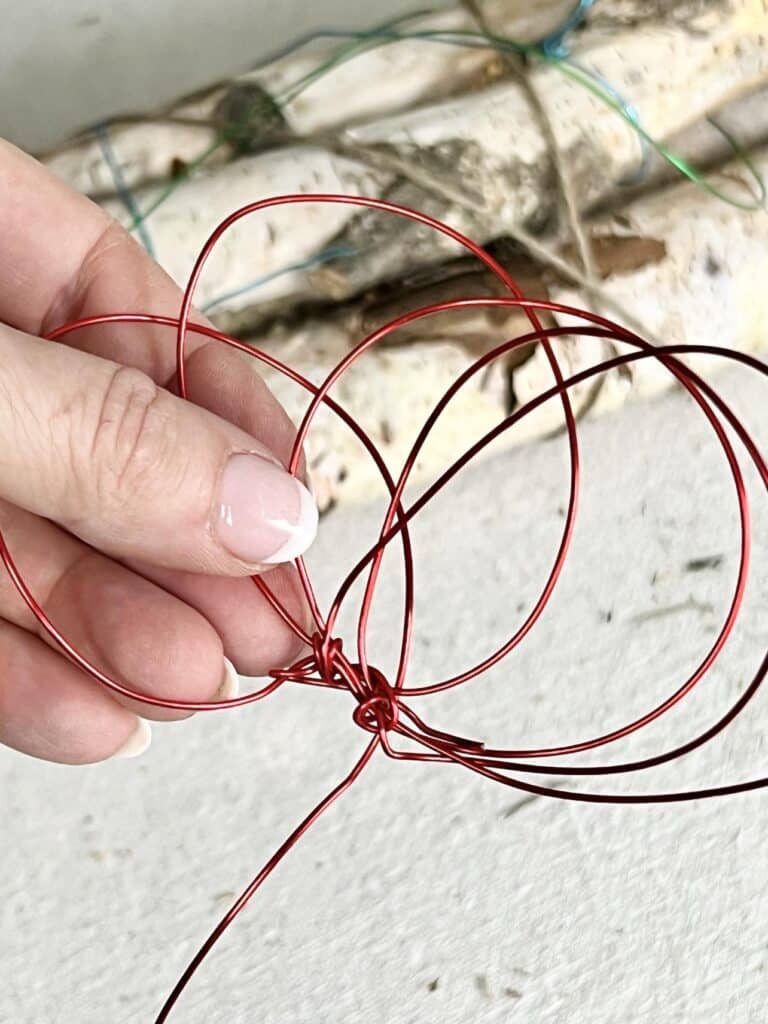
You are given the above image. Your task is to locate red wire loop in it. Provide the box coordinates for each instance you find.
[2,194,764,1022]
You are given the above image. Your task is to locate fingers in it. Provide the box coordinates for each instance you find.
[0,500,238,721]
[0,139,106,335]
[0,618,150,765]
[1,143,304,472]
[0,322,317,573]
[0,141,302,470]
[132,562,311,677]
[173,341,302,475]
[0,138,315,686]
[0,138,211,379]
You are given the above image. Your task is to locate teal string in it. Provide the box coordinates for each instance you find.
[201,244,356,315]
[534,0,594,58]
[95,124,157,259]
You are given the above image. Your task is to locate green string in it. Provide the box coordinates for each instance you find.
[126,138,222,231]
[275,12,433,106]
[547,53,766,212]
[127,12,428,232]
[125,11,765,235]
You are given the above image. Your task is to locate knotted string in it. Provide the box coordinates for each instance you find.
[1,195,764,1021]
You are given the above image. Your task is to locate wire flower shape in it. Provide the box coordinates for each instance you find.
[2,195,765,1021]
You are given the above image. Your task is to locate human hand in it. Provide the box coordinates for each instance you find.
[0,139,317,764]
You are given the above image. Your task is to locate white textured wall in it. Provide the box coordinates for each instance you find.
[2,367,766,1023]
[0,0,444,151]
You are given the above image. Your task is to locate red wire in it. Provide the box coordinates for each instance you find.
[1,195,764,1021]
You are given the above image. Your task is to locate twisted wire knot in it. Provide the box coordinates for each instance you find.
[304,632,401,735]
[351,666,400,734]
[310,632,344,685]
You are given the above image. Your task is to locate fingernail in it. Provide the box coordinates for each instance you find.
[216,657,240,701]
[111,718,152,759]
[216,453,318,565]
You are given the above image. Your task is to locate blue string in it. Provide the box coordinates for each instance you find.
[95,123,157,259]
[201,244,356,315]
[565,59,651,186]
[535,0,594,58]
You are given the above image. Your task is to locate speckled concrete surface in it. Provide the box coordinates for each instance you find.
[1,367,766,1023]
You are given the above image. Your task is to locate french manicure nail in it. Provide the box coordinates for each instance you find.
[216,657,240,701]
[112,718,152,759]
[216,453,318,565]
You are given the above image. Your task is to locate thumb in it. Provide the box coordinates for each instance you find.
[0,323,317,573]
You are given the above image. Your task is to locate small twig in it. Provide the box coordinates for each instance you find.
[630,596,715,624]
[462,0,628,435]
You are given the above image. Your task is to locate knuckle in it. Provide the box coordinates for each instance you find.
[87,365,167,501]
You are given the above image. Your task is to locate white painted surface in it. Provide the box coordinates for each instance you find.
[0,0,444,152]
[1,366,766,1022]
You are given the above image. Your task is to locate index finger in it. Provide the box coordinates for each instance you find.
[0,137,300,466]
[2,138,219,381]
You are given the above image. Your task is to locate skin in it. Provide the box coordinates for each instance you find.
[0,138,312,764]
